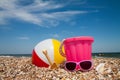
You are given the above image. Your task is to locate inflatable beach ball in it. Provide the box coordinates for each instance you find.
[32,39,65,67]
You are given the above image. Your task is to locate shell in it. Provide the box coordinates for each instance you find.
[96,63,105,74]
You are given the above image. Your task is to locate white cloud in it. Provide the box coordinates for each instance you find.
[13,10,41,25]
[42,11,88,20]
[0,0,16,9]
[0,0,97,27]
[17,37,29,40]
[23,0,63,12]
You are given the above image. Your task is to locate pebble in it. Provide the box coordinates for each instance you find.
[0,56,120,80]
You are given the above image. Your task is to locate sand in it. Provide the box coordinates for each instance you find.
[0,56,120,80]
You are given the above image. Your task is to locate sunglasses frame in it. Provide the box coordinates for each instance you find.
[65,60,93,71]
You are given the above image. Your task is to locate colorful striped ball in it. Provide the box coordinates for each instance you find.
[32,39,65,67]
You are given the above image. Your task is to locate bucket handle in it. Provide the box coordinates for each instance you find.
[59,39,66,57]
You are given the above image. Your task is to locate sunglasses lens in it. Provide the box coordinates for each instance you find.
[65,62,76,71]
[80,61,92,70]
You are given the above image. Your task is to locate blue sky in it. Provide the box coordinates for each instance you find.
[0,0,120,54]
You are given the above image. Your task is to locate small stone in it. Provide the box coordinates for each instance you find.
[117,71,120,75]
[108,75,112,77]
[106,67,112,73]
[80,76,85,80]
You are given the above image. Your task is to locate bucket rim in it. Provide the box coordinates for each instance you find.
[63,36,94,43]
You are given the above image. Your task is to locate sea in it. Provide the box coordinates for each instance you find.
[0,52,120,58]
[92,52,120,58]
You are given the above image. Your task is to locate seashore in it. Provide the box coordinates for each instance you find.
[0,56,120,80]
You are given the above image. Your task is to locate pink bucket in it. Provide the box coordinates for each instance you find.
[59,36,94,62]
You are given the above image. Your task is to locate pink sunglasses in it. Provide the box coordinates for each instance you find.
[65,60,93,71]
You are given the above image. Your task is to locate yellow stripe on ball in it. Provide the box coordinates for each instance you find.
[52,39,65,64]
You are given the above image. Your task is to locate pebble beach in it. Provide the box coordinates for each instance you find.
[0,56,120,80]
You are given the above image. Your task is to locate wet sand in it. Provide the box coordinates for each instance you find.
[0,56,120,80]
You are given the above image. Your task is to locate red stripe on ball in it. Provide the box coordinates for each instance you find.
[32,50,49,67]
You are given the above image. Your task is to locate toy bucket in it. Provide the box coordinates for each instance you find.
[59,36,94,62]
